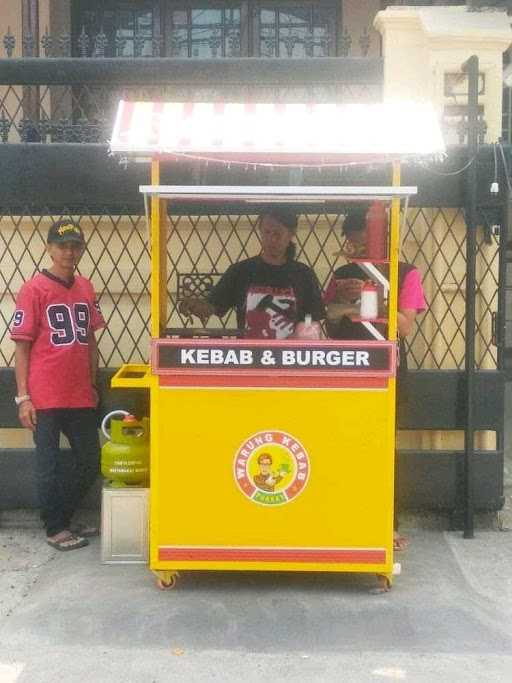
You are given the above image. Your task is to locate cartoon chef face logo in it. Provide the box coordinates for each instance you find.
[234,430,310,506]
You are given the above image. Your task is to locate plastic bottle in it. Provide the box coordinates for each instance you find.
[293,314,323,340]
[360,281,378,320]
[366,201,388,260]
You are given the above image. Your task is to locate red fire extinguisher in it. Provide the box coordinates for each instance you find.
[366,202,388,260]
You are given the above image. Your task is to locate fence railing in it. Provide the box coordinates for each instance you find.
[0,56,383,144]
[0,201,502,372]
[1,23,377,60]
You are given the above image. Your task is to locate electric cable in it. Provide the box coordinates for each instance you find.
[415,155,476,177]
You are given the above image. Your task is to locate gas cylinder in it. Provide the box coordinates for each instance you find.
[101,410,149,486]
[366,201,388,260]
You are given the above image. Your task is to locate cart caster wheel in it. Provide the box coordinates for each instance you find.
[155,571,179,590]
[157,577,177,590]
[370,574,391,594]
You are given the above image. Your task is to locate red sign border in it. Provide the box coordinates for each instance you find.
[151,339,396,384]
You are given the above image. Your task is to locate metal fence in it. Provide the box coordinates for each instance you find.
[1,20,376,60]
[0,54,382,144]
[0,52,507,515]
[0,203,500,373]
[0,80,382,144]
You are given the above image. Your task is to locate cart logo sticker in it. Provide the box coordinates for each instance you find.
[234,431,310,506]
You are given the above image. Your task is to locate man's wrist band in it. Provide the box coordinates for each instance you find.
[14,394,31,406]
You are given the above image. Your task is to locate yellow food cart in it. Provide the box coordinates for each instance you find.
[109,101,444,590]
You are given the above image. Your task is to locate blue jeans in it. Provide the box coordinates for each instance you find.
[34,408,100,537]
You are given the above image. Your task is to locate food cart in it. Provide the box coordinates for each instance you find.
[109,102,444,590]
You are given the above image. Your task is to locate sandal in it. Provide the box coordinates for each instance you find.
[393,532,409,552]
[70,523,99,538]
[47,533,89,551]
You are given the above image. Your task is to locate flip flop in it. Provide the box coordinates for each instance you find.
[47,534,89,551]
[393,533,409,551]
[70,523,99,538]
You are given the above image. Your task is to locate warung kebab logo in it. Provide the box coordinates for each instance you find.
[234,430,310,506]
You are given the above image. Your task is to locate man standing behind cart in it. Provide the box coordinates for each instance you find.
[10,220,105,552]
[180,210,324,337]
[324,206,426,551]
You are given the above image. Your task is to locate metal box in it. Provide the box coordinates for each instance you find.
[101,486,149,564]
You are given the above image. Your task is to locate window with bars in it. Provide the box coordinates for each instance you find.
[168,7,242,58]
[73,1,158,57]
[257,4,335,58]
[73,1,338,58]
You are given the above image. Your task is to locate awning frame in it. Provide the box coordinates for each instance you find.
[139,185,417,203]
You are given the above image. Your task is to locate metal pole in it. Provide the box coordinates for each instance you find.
[21,0,40,136]
[461,55,479,539]
[497,176,511,372]
[496,183,511,455]
[21,0,39,55]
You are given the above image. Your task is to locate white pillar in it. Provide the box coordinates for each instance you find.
[374,6,512,143]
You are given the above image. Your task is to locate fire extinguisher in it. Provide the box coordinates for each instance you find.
[366,202,388,260]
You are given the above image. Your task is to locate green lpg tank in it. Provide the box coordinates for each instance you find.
[101,411,149,486]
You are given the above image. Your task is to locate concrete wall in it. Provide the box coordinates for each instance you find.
[375,6,512,144]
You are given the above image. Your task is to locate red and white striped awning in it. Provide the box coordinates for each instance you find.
[110,101,445,165]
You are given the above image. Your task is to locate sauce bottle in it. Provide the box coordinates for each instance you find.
[366,201,388,260]
[360,281,378,320]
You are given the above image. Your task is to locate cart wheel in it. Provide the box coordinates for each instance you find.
[155,571,179,591]
[370,574,391,594]
[157,576,176,590]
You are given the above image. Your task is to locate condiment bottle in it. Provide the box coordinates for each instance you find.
[293,314,322,340]
[360,281,378,320]
[366,201,388,260]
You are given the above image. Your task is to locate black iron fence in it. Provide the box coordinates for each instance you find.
[1,21,377,60]
[0,194,503,372]
[0,56,383,144]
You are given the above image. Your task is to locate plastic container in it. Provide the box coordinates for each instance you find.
[360,281,379,320]
[293,314,323,340]
[101,411,150,487]
[366,201,388,260]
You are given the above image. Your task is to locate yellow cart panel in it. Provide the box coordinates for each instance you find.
[150,376,395,575]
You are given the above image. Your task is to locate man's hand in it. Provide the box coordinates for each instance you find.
[19,399,37,431]
[179,297,213,325]
[334,278,364,303]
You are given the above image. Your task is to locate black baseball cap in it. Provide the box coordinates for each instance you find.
[47,220,85,245]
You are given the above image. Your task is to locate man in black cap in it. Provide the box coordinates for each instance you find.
[10,219,106,551]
